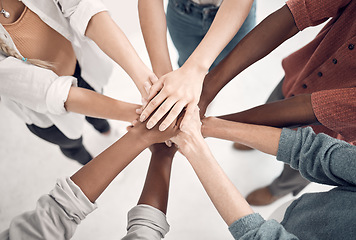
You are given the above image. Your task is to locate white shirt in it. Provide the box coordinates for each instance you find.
[0,0,113,139]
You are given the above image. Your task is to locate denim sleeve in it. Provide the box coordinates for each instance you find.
[228,213,298,239]
[277,127,356,187]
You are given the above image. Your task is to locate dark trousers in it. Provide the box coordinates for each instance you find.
[26,63,110,165]
[266,78,310,196]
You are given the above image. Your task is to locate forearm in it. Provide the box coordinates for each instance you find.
[71,131,148,203]
[219,94,318,127]
[138,0,173,77]
[85,11,151,95]
[185,0,254,72]
[138,147,176,214]
[202,117,281,156]
[200,5,299,106]
[65,87,140,123]
[187,139,253,225]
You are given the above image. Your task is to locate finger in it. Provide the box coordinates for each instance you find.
[165,140,172,147]
[144,82,152,95]
[149,74,159,84]
[136,107,142,115]
[132,119,138,126]
[147,80,163,102]
[180,104,196,131]
[140,92,167,122]
[146,98,178,130]
[159,101,187,131]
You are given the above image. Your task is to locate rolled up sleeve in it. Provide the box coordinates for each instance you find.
[286,0,352,30]
[0,57,77,115]
[56,0,108,38]
[4,178,97,240]
[122,205,170,240]
[311,88,356,143]
[228,213,298,239]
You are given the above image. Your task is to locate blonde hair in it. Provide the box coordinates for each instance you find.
[0,37,53,69]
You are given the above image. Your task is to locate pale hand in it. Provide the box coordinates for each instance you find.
[139,66,205,131]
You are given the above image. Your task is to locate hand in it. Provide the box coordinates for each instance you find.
[170,106,204,156]
[148,143,178,157]
[128,113,182,147]
[139,72,159,104]
[139,66,206,131]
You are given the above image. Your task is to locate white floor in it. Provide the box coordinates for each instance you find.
[0,0,333,239]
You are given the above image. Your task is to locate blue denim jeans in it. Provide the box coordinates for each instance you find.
[167,0,256,69]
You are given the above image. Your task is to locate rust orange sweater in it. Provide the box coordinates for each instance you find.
[283,0,356,143]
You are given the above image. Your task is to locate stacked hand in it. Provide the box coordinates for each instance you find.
[139,66,206,132]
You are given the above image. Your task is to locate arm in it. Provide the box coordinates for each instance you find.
[122,144,177,240]
[3,113,180,240]
[217,94,318,128]
[202,116,356,186]
[65,87,140,123]
[140,0,255,131]
[137,143,177,214]
[171,108,298,239]
[85,11,156,99]
[70,114,180,203]
[199,5,299,113]
[138,0,173,78]
[0,57,139,122]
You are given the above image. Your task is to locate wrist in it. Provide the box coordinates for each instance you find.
[182,58,209,78]
[201,117,216,138]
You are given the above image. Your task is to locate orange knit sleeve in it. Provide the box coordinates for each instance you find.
[311,87,356,143]
[286,0,352,31]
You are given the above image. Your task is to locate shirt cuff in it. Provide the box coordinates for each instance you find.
[276,128,300,165]
[50,177,97,224]
[228,213,265,239]
[286,0,311,31]
[69,0,108,39]
[126,204,170,238]
[46,76,77,115]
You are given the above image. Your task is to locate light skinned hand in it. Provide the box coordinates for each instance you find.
[139,66,206,131]
[128,112,182,146]
[170,106,203,155]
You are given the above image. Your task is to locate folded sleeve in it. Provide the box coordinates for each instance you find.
[286,0,352,30]
[55,0,108,39]
[311,88,356,143]
[277,127,356,187]
[0,57,77,115]
[228,213,298,239]
[122,204,170,240]
[4,178,97,240]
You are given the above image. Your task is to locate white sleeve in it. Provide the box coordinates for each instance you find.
[122,205,170,240]
[54,0,108,39]
[0,57,77,115]
[2,178,97,240]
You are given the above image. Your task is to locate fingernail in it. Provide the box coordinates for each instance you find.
[159,124,166,131]
[147,121,154,129]
[140,115,146,122]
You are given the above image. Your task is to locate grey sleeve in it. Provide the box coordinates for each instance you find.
[121,204,170,240]
[277,127,356,187]
[1,178,97,240]
[228,213,298,239]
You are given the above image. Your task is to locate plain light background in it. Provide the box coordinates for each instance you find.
[0,0,332,239]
